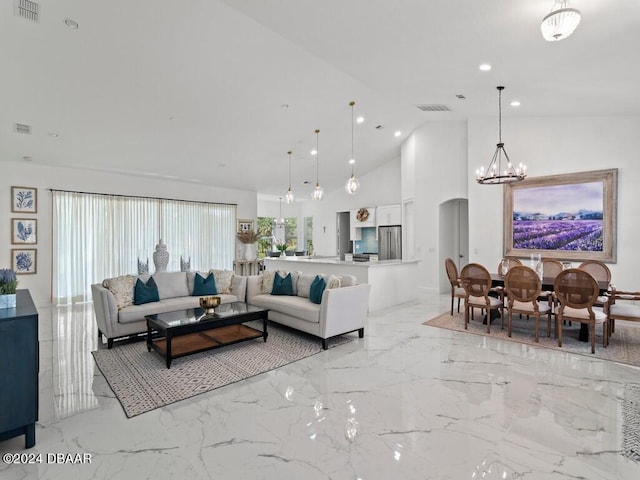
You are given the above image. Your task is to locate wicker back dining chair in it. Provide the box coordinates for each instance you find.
[554,268,608,354]
[497,257,522,276]
[504,266,552,342]
[460,263,504,333]
[445,258,466,316]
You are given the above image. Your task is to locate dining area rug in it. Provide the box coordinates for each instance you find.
[424,311,640,367]
[92,323,354,418]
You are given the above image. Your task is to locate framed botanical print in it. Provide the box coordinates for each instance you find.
[11,186,38,213]
[11,218,37,244]
[12,248,37,274]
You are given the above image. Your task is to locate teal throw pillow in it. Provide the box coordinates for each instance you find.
[134,277,160,305]
[271,272,294,296]
[309,275,326,304]
[193,272,217,296]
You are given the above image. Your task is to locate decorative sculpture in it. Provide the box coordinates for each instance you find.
[137,257,149,275]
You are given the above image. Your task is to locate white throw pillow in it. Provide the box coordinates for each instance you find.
[102,275,136,310]
[326,274,341,289]
[152,272,189,299]
[296,274,317,298]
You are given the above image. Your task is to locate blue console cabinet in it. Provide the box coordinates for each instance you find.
[0,289,39,448]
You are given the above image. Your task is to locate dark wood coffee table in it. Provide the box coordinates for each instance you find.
[145,302,269,368]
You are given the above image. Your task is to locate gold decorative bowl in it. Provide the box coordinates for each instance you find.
[199,296,221,314]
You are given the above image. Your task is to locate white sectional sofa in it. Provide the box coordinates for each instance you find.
[246,271,371,349]
[92,271,246,348]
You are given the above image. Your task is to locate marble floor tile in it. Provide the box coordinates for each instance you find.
[1,293,640,479]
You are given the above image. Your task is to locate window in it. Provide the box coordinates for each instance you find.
[304,216,313,253]
[257,217,274,259]
[52,191,235,304]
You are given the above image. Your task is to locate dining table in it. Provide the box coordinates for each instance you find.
[490,273,609,343]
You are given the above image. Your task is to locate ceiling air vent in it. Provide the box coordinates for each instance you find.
[15,123,32,134]
[416,104,451,112]
[15,0,39,23]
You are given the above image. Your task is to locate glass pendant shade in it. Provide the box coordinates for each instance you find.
[541,0,581,42]
[311,129,323,201]
[311,184,324,201]
[285,189,294,204]
[344,101,360,195]
[476,86,527,185]
[345,175,360,195]
[285,150,294,204]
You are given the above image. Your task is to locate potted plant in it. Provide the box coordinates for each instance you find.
[0,268,18,309]
[275,240,288,257]
[237,230,260,260]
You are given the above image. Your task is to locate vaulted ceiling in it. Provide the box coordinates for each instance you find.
[2,0,638,197]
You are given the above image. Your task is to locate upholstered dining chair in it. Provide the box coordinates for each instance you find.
[460,263,504,333]
[504,266,552,342]
[445,258,466,315]
[497,257,522,276]
[539,258,564,313]
[554,268,608,354]
[606,288,640,335]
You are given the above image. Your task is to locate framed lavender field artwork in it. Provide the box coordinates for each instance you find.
[504,169,617,262]
[12,248,37,274]
[11,186,37,213]
[11,218,37,244]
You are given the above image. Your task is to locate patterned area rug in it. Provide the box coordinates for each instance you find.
[623,384,640,461]
[92,323,354,417]
[423,311,640,367]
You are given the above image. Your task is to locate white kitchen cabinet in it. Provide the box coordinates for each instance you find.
[376,204,402,226]
[350,207,376,239]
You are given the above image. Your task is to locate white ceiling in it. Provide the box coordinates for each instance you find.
[2,0,639,198]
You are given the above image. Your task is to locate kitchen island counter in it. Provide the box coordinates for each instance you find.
[263,257,419,311]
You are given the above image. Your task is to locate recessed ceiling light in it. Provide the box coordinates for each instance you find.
[310,149,317,156]
[510,100,521,107]
[456,94,466,99]
[64,18,79,29]
[479,63,492,71]
[394,131,402,137]
[356,116,364,124]
[48,132,59,137]
[349,159,356,165]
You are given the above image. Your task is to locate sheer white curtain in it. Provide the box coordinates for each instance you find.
[52,191,235,305]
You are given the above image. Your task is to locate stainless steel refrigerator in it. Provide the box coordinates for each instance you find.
[378,225,402,260]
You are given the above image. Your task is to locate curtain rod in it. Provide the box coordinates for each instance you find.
[48,188,238,207]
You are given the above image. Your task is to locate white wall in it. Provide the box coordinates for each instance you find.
[467,115,640,289]
[401,121,469,292]
[0,161,257,306]
[300,156,402,256]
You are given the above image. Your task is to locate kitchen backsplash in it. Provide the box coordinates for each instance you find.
[354,227,378,253]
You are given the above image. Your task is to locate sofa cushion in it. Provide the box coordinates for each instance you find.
[310,275,326,304]
[210,269,234,294]
[193,272,217,296]
[103,275,137,310]
[249,294,321,324]
[271,272,294,296]
[339,275,357,287]
[118,293,239,324]
[134,277,160,305]
[296,273,317,298]
[187,271,209,294]
[261,270,278,294]
[325,274,341,289]
[152,272,189,299]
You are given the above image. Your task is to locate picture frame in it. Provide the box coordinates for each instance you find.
[504,169,617,262]
[11,218,37,244]
[11,186,37,213]
[237,219,254,233]
[11,248,37,274]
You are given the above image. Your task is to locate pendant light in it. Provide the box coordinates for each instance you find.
[285,150,295,204]
[345,101,360,195]
[311,129,324,200]
[275,197,285,226]
[476,86,527,185]
[541,0,581,42]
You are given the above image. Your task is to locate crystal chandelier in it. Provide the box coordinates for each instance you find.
[285,150,294,204]
[345,101,360,195]
[311,129,324,200]
[541,0,581,42]
[476,86,527,185]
